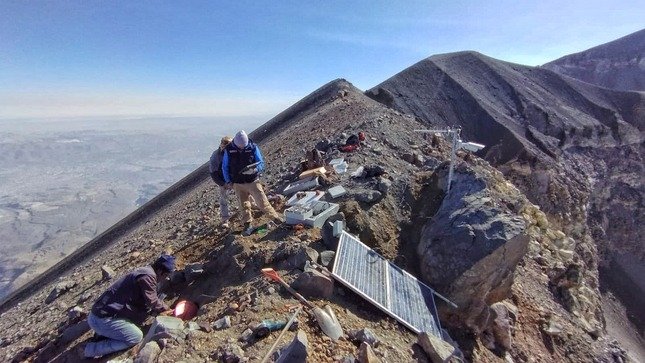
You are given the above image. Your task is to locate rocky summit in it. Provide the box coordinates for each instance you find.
[0,34,643,363]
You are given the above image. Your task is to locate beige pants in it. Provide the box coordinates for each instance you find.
[233,180,280,225]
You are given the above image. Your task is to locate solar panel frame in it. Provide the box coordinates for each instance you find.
[331,231,442,337]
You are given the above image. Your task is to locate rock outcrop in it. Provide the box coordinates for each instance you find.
[418,159,530,333]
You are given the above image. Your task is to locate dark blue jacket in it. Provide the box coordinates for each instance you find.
[91,266,167,323]
[222,140,265,184]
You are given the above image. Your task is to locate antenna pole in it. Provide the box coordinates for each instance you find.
[415,128,459,192]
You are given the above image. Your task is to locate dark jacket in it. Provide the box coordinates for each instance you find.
[222,140,265,184]
[209,148,226,186]
[91,266,168,323]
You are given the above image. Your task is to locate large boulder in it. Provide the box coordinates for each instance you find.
[418,166,529,332]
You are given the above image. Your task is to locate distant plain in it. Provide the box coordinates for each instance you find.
[0,117,261,299]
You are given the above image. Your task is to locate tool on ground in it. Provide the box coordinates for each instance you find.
[261,268,343,340]
[254,318,298,338]
[260,305,303,363]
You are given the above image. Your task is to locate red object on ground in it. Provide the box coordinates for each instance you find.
[339,144,359,152]
[174,300,198,320]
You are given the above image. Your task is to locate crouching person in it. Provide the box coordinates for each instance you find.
[83,254,176,358]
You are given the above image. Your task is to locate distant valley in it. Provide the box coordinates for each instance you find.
[0,117,260,299]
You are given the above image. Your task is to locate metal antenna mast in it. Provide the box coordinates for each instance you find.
[415,128,485,192]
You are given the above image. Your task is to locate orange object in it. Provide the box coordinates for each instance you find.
[174,300,198,320]
[299,166,327,179]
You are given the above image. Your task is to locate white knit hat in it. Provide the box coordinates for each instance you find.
[234,130,249,148]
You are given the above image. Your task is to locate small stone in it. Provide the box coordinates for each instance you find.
[101,265,115,280]
[543,318,563,336]
[357,342,381,363]
[225,302,240,315]
[239,328,254,343]
[267,287,276,294]
[355,190,382,204]
[319,251,336,267]
[78,292,92,303]
[198,322,213,333]
[132,251,141,258]
[417,332,455,362]
[213,316,232,330]
[376,178,392,194]
[45,281,77,304]
[134,341,161,363]
[349,328,380,347]
[401,153,415,163]
[67,306,85,322]
[216,343,245,363]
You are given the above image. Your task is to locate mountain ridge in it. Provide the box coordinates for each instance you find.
[1,39,643,361]
[542,28,645,91]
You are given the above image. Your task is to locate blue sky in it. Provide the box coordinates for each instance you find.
[1,0,643,119]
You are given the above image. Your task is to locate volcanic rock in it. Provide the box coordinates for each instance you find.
[357,342,381,363]
[418,164,529,331]
[45,281,77,304]
[135,341,161,363]
[276,329,308,363]
[349,328,380,347]
[417,332,457,363]
[213,316,232,330]
[291,270,334,299]
[100,265,115,280]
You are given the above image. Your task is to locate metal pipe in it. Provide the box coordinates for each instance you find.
[260,305,304,363]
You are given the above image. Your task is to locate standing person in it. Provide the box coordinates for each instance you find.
[209,136,233,228]
[222,130,283,235]
[82,254,176,358]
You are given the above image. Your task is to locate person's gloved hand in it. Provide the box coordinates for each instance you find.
[159,309,174,316]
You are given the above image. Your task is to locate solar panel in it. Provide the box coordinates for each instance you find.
[331,231,442,337]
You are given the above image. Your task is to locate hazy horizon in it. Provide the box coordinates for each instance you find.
[2,1,643,119]
[0,116,262,299]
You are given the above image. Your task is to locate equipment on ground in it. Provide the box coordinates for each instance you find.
[261,268,343,341]
[415,128,486,192]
